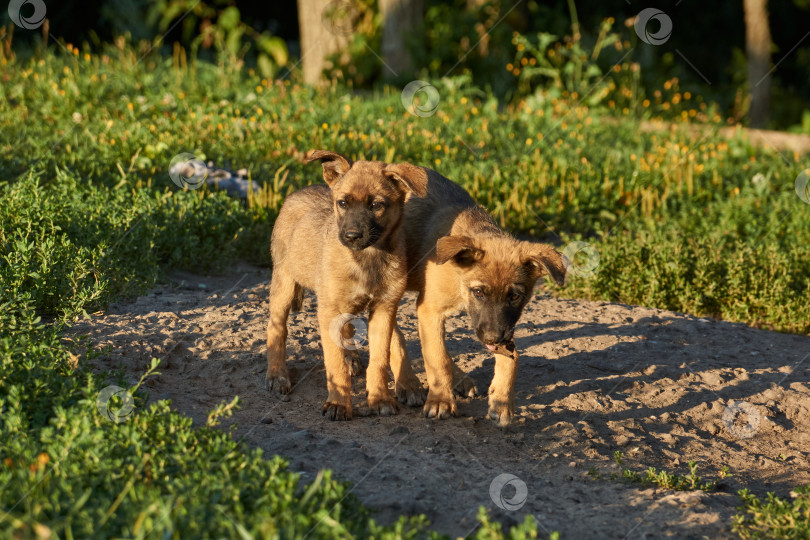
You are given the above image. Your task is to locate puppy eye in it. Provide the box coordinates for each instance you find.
[337,200,348,209]
[471,288,484,298]
[370,201,385,211]
[510,293,522,303]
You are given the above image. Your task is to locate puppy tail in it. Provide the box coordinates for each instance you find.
[290,284,304,312]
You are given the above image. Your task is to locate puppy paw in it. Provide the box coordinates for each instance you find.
[396,381,427,407]
[487,396,514,427]
[452,374,478,398]
[265,373,291,394]
[368,395,399,416]
[423,394,457,419]
[322,401,352,421]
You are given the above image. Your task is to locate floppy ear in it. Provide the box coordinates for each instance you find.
[521,242,566,285]
[383,162,429,199]
[304,149,353,186]
[436,235,484,267]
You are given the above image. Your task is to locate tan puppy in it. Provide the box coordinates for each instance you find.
[265,150,428,420]
[388,168,567,426]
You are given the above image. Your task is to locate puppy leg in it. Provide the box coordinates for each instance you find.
[417,301,457,419]
[452,363,478,398]
[390,324,426,406]
[265,271,300,394]
[340,321,364,376]
[318,307,353,420]
[366,304,399,416]
[487,350,518,427]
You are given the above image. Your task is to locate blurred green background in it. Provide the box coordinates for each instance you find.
[4,0,810,131]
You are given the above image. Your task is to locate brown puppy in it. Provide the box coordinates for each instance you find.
[265,150,428,420]
[388,168,566,426]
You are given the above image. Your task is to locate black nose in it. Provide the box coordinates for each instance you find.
[480,330,507,345]
[343,230,362,241]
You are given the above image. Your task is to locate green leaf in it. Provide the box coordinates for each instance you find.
[257,34,288,66]
[218,6,240,31]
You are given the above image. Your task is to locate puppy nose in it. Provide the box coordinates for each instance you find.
[343,230,362,241]
[481,330,506,344]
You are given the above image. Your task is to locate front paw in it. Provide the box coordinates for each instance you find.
[452,373,478,398]
[368,395,399,416]
[396,380,427,407]
[322,401,352,421]
[423,393,457,419]
[265,371,291,394]
[487,395,514,427]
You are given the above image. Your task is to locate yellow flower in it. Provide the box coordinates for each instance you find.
[322,123,328,130]
[642,99,650,107]
[525,138,532,146]
[127,102,134,111]
[434,158,441,165]
[460,97,468,105]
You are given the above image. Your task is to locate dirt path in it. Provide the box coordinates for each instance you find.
[70,263,810,538]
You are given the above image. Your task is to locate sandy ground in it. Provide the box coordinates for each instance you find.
[69,263,810,538]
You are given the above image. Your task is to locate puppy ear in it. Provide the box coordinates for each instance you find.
[521,242,566,285]
[304,150,352,186]
[436,235,484,267]
[383,162,429,199]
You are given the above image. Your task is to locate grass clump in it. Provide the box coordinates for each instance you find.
[733,487,810,539]
[602,451,731,493]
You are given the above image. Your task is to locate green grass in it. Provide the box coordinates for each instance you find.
[605,451,731,492]
[0,37,807,538]
[734,487,810,539]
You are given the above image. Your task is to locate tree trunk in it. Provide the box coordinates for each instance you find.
[297,0,351,85]
[380,0,423,80]
[743,0,772,129]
